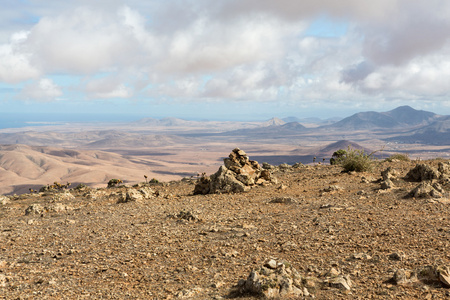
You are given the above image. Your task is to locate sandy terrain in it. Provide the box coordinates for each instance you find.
[1,156,450,299]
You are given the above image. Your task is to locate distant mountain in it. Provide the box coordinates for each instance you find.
[385,116,450,145]
[132,117,191,126]
[325,106,440,130]
[262,117,286,127]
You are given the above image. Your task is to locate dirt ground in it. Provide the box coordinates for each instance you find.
[1,158,450,299]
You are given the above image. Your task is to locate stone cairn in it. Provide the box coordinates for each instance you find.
[194,148,276,195]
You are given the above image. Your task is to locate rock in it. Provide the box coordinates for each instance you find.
[326,275,352,291]
[25,204,45,215]
[392,269,418,285]
[278,163,291,171]
[194,148,276,195]
[268,197,298,204]
[418,265,450,287]
[349,253,372,260]
[176,210,198,221]
[235,259,304,299]
[389,252,405,261]
[323,185,342,193]
[0,273,7,287]
[52,191,75,201]
[292,162,304,168]
[118,187,154,203]
[262,162,275,170]
[48,203,72,213]
[406,164,440,181]
[409,182,444,198]
[381,167,398,181]
[0,195,10,205]
[381,178,394,190]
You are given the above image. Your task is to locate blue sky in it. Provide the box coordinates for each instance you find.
[1,0,450,121]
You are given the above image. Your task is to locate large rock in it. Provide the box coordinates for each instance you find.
[406,164,440,181]
[409,182,444,198]
[194,148,276,195]
[234,259,305,299]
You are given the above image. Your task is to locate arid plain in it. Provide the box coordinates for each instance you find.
[1,106,450,195]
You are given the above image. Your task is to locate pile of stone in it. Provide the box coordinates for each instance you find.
[380,167,398,190]
[406,163,449,198]
[194,148,277,195]
[233,259,353,299]
[390,265,450,287]
[118,187,155,203]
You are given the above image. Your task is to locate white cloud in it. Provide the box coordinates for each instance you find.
[20,78,62,101]
[85,76,133,99]
[0,31,40,83]
[1,0,450,108]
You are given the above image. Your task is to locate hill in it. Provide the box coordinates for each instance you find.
[326,106,439,130]
[1,158,449,298]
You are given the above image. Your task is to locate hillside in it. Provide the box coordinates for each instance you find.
[1,157,449,299]
[326,106,440,131]
[0,144,191,195]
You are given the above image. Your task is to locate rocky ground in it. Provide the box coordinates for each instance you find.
[1,153,450,299]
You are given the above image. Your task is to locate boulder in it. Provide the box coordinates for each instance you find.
[409,182,444,198]
[194,148,276,195]
[406,164,440,181]
[235,259,305,299]
[118,187,154,203]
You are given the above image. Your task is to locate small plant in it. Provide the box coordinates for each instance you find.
[74,183,88,190]
[149,178,159,184]
[385,153,410,162]
[330,149,347,165]
[107,178,123,188]
[39,181,71,193]
[338,147,376,172]
[144,175,148,183]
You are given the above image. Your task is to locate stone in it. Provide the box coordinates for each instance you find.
[268,197,298,204]
[0,195,10,205]
[381,178,394,190]
[52,191,75,201]
[406,164,440,181]
[326,275,352,291]
[176,211,198,221]
[48,203,72,213]
[0,273,7,287]
[118,187,154,203]
[235,260,304,299]
[389,252,405,261]
[381,167,398,181]
[25,204,45,215]
[194,148,276,195]
[392,269,417,285]
[409,182,443,198]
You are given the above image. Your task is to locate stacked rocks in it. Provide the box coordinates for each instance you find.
[194,148,277,195]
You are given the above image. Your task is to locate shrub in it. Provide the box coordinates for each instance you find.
[330,149,347,165]
[149,178,159,184]
[107,179,123,188]
[338,147,375,172]
[385,153,410,162]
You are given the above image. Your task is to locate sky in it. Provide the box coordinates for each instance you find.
[1,0,450,122]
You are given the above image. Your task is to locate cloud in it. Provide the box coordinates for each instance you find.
[1,0,450,108]
[0,31,40,83]
[20,78,62,101]
[85,76,133,99]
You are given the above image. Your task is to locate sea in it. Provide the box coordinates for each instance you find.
[0,113,144,130]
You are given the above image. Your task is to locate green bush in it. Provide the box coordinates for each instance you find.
[107,178,123,188]
[385,153,410,162]
[338,147,375,172]
[330,149,347,165]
